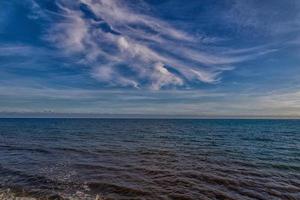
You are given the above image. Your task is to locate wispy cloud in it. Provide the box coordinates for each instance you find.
[28,0,275,90]
[0,44,39,56]
[1,85,300,116]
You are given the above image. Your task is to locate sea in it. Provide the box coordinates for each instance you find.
[0,118,299,200]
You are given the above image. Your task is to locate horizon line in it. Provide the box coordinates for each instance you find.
[0,112,300,120]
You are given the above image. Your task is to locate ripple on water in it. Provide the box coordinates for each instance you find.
[0,119,299,199]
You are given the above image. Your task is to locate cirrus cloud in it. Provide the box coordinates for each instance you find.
[30,0,275,90]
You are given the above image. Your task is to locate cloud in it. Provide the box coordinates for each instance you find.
[0,44,39,56]
[1,85,300,117]
[150,62,183,90]
[29,0,276,89]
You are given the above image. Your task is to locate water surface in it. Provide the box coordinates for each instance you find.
[0,119,299,199]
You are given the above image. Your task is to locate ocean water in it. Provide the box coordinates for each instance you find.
[0,119,299,200]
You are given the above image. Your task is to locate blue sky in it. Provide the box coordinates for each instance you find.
[0,0,300,117]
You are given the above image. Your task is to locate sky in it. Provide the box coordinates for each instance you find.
[0,0,300,117]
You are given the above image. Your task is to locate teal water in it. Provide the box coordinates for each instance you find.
[0,119,299,199]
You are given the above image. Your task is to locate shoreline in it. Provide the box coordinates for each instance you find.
[0,189,36,200]
[0,189,104,200]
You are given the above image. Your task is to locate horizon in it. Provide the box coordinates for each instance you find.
[1,112,300,119]
[1,0,300,116]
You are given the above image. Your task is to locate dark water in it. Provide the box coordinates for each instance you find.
[0,119,299,200]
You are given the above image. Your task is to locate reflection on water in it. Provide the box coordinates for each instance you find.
[0,119,299,199]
